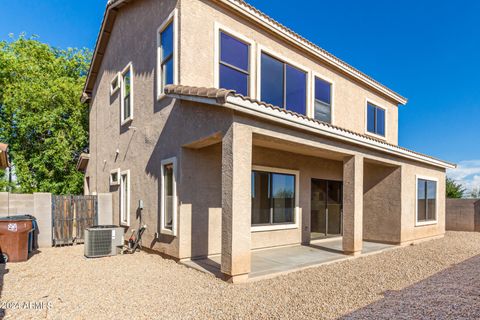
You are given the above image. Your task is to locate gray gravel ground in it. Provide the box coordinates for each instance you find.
[1,231,479,319]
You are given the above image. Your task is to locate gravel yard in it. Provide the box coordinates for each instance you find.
[1,231,479,319]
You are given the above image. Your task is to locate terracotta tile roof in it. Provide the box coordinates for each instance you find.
[164,85,454,168]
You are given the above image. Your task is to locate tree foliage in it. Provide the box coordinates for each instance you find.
[0,35,91,194]
[446,177,465,199]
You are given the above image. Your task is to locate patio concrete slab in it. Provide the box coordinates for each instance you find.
[181,238,397,281]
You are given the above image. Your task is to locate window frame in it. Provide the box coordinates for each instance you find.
[214,23,255,97]
[160,157,178,236]
[415,175,439,226]
[157,9,178,101]
[109,168,121,186]
[311,72,335,123]
[365,98,387,139]
[120,63,134,125]
[110,72,120,95]
[251,165,300,232]
[120,170,131,227]
[257,45,311,115]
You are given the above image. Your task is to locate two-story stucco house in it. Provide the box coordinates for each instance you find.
[81,0,455,282]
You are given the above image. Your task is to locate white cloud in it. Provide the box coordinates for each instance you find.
[447,160,480,194]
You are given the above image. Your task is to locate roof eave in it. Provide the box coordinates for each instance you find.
[165,90,453,169]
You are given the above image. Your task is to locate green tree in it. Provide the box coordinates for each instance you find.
[0,35,91,194]
[446,177,465,199]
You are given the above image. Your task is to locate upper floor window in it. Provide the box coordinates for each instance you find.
[314,77,332,123]
[121,64,133,123]
[157,9,177,99]
[366,102,385,137]
[261,52,307,115]
[219,32,250,96]
[160,22,174,89]
[417,178,437,225]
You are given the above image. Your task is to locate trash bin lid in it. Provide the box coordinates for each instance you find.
[0,215,34,221]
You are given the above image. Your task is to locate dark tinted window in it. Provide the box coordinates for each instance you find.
[261,53,284,107]
[261,53,307,115]
[160,22,174,88]
[285,65,307,115]
[219,32,250,96]
[367,103,386,137]
[314,77,332,123]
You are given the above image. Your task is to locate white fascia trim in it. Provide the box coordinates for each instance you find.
[220,0,407,105]
[251,165,300,232]
[415,175,439,227]
[224,96,455,169]
[157,9,179,101]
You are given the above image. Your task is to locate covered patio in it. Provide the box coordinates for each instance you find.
[182,238,397,280]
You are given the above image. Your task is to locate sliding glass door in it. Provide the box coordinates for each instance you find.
[311,179,343,240]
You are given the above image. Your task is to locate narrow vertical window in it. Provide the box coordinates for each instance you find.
[417,178,437,224]
[314,77,332,123]
[121,65,133,123]
[366,102,386,137]
[120,171,130,226]
[261,52,307,115]
[161,158,177,236]
[219,32,250,96]
[160,22,174,89]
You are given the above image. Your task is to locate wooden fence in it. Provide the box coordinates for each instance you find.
[52,195,98,246]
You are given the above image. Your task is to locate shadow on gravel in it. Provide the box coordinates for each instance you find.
[342,254,480,319]
[0,262,8,319]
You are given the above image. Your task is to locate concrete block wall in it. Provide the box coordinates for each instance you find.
[0,192,114,248]
[446,199,480,232]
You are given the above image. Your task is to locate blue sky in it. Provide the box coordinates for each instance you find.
[1,0,479,192]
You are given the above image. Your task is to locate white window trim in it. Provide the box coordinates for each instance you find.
[110,72,120,95]
[415,175,439,227]
[256,45,312,113]
[364,98,387,140]
[311,72,335,124]
[251,165,300,232]
[120,170,131,227]
[213,22,256,97]
[160,157,178,236]
[156,9,179,101]
[120,62,134,125]
[109,168,121,186]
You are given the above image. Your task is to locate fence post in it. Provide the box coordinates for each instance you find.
[97,193,113,226]
[34,193,53,248]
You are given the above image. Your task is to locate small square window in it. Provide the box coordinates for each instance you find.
[110,73,120,95]
[110,169,120,186]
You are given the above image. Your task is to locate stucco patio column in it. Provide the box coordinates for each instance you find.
[343,154,364,255]
[221,123,252,283]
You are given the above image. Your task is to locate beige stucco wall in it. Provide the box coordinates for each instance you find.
[180,0,399,144]
[86,0,446,262]
[446,199,480,232]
